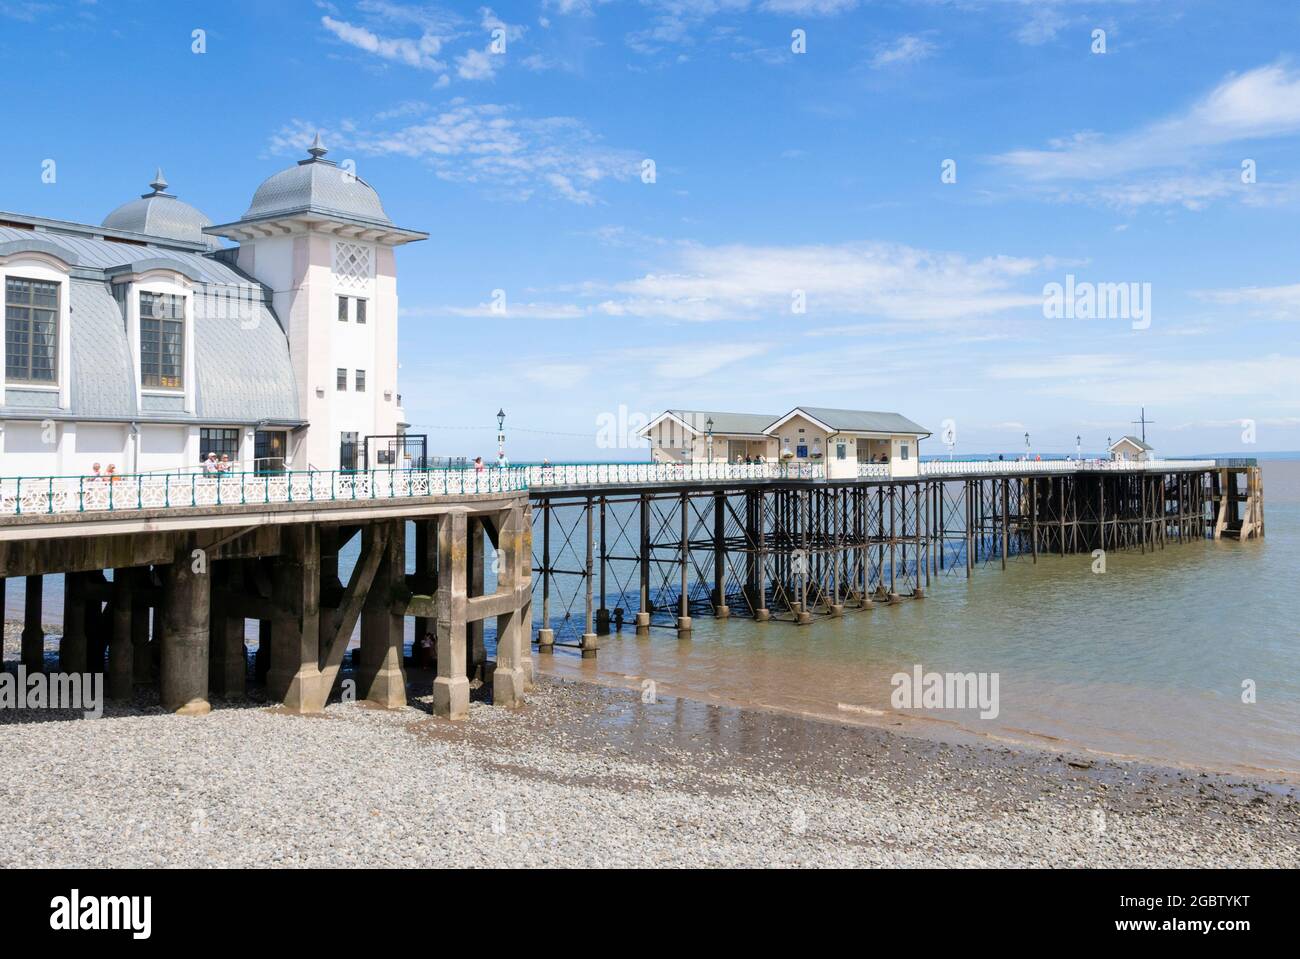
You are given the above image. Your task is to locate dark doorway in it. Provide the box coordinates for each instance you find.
[340,431,359,471]
[254,430,287,473]
[362,433,428,470]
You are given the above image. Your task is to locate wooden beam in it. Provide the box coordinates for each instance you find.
[315,523,389,699]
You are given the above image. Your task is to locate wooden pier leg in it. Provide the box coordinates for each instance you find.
[830,490,844,615]
[267,524,324,713]
[713,490,730,617]
[964,481,973,578]
[160,538,211,715]
[359,520,407,709]
[858,487,874,608]
[887,487,899,601]
[678,492,693,635]
[21,574,44,672]
[108,568,134,702]
[596,495,610,635]
[582,496,599,655]
[1059,478,1066,556]
[1000,478,1009,570]
[915,482,926,598]
[1031,477,1038,563]
[755,492,770,621]
[539,499,555,649]
[636,494,650,634]
[59,572,88,674]
[796,490,811,623]
[434,511,470,719]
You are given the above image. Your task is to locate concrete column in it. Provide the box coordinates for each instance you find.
[467,517,486,680]
[60,572,88,673]
[21,575,44,672]
[209,563,246,699]
[268,524,323,712]
[434,510,470,719]
[160,539,211,715]
[254,619,271,684]
[131,571,152,686]
[492,505,525,707]
[108,568,134,701]
[494,610,524,707]
[359,520,407,708]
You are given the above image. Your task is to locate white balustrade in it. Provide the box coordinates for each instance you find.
[0,457,1224,519]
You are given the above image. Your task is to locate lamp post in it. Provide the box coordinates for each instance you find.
[1076,434,1082,462]
[496,408,506,467]
[706,417,714,463]
[1024,431,1030,460]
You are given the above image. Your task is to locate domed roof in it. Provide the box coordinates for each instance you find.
[242,134,393,226]
[102,170,221,251]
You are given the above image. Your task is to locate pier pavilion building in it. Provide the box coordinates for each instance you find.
[0,136,426,478]
[1109,435,1154,463]
[640,406,931,478]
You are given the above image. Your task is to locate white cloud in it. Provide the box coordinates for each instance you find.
[870,34,935,69]
[268,102,641,204]
[320,15,446,72]
[430,301,589,321]
[456,46,499,80]
[1195,283,1300,320]
[759,0,858,13]
[995,63,1300,182]
[591,241,1046,324]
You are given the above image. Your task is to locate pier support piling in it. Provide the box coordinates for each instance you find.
[267,525,324,713]
[160,540,211,716]
[434,511,471,719]
[108,568,134,702]
[21,574,44,672]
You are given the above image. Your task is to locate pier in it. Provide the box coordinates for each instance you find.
[528,458,1264,648]
[0,457,1264,717]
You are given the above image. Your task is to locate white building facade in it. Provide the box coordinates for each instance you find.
[0,139,425,479]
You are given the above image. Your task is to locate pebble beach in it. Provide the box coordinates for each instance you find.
[3,621,1298,868]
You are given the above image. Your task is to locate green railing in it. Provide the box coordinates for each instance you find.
[0,466,531,517]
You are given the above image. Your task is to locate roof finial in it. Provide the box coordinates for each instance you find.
[149,167,169,194]
[307,132,328,159]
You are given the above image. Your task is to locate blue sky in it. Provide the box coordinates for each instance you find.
[3,0,1299,459]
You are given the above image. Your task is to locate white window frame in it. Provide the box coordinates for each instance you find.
[120,272,196,414]
[0,255,73,408]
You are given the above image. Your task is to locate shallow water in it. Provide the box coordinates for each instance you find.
[540,460,1300,779]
